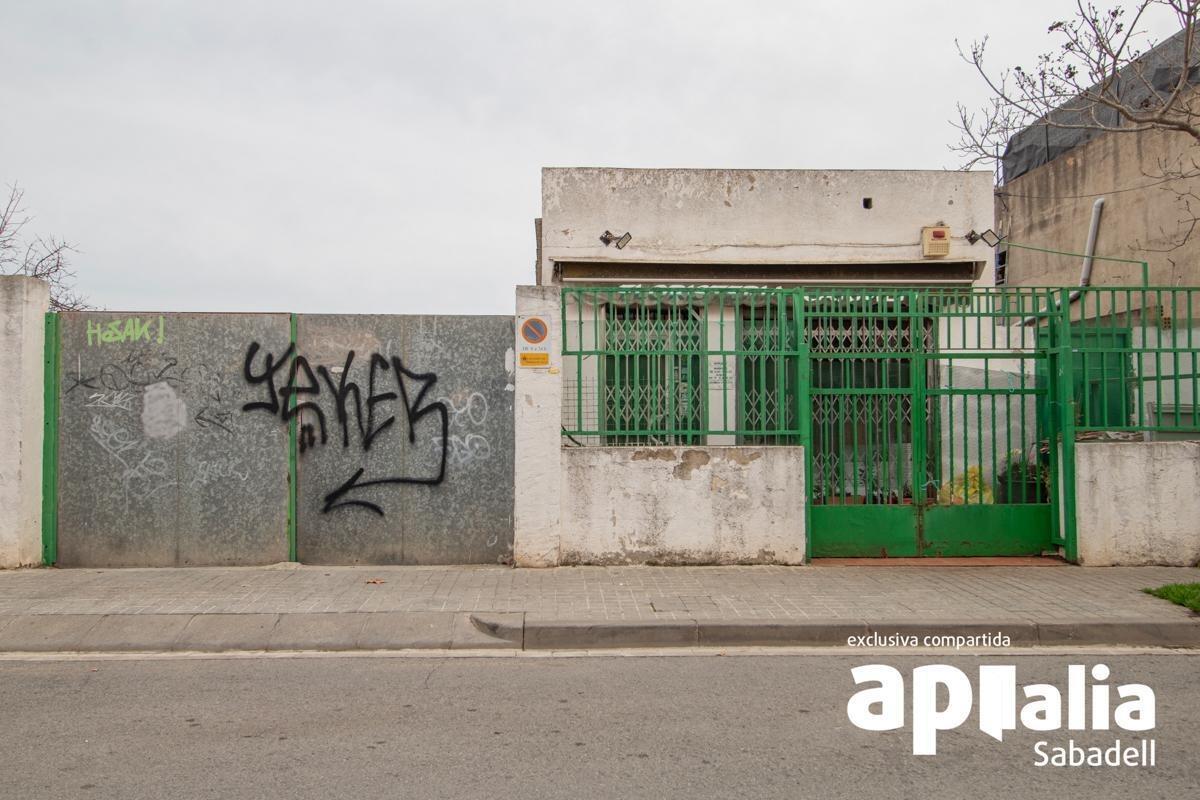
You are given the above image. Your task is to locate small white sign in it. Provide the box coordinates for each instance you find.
[708,360,727,387]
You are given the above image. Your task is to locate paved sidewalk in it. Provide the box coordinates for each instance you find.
[0,563,1196,651]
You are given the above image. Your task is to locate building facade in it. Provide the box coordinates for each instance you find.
[997,29,1200,288]
[2,168,1198,570]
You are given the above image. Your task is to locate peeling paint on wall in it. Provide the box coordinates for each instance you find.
[673,450,711,480]
[560,446,805,565]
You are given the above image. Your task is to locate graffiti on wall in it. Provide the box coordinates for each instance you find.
[86,316,165,346]
[437,392,492,468]
[64,323,496,521]
[66,345,239,436]
[241,343,450,516]
[68,333,247,508]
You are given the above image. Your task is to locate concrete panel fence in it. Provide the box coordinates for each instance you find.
[34,300,515,567]
[2,276,1199,568]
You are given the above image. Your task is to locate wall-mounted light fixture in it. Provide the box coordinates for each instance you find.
[599,230,632,249]
[966,229,1003,247]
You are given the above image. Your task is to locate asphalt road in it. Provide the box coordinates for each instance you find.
[1,651,1196,800]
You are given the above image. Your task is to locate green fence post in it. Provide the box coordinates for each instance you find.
[41,312,60,566]
[909,289,928,552]
[1042,291,1064,550]
[795,289,812,562]
[288,313,298,563]
[1054,289,1079,562]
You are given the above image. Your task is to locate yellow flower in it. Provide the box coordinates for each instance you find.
[937,466,995,505]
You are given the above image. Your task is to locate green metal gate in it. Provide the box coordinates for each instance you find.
[805,290,1055,557]
[560,285,1200,561]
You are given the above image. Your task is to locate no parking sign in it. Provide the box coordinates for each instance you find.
[517,314,551,368]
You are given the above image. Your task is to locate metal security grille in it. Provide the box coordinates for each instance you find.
[561,288,804,445]
[600,303,705,445]
[561,285,1200,559]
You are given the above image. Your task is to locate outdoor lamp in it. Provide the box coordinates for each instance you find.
[966,228,1004,247]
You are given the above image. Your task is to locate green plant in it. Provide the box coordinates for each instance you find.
[1144,583,1200,613]
[995,449,1050,504]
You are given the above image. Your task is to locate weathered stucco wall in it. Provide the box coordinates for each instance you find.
[1076,441,1200,566]
[560,446,805,565]
[512,285,563,567]
[0,277,49,568]
[999,113,1200,287]
[540,168,995,283]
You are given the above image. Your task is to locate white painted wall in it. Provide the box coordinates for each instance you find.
[560,446,805,565]
[0,276,50,568]
[513,285,563,567]
[1076,441,1200,566]
[540,168,995,283]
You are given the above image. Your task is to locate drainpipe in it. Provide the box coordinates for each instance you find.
[1021,197,1105,325]
[1068,197,1105,304]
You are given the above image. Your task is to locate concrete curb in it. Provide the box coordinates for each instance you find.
[518,617,1200,650]
[0,612,1196,653]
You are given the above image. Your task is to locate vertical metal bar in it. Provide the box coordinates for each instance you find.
[721,292,729,435]
[882,315,892,502]
[664,291,674,441]
[1119,289,1130,427]
[1136,288,1148,429]
[736,291,744,437]
[41,312,61,566]
[288,312,298,563]
[1152,288,1161,432]
[575,291,583,436]
[1055,289,1079,562]
[910,291,927,536]
[757,298,767,442]
[946,351,954,505]
[1045,291,1063,544]
[1171,288,1180,427]
[1191,289,1198,431]
[797,290,813,561]
[697,292,705,441]
[849,309,859,500]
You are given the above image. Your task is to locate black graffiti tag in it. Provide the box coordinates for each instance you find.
[241,343,449,516]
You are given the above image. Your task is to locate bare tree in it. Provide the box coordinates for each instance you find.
[953,1,1199,171]
[0,183,90,310]
[953,1,1200,253]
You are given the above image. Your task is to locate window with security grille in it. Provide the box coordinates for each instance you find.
[738,308,801,445]
[601,303,705,445]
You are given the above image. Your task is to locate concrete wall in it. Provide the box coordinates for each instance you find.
[540,168,995,284]
[0,277,49,568]
[513,285,563,567]
[292,314,515,565]
[998,109,1200,287]
[56,313,292,567]
[53,311,515,567]
[1076,441,1200,566]
[560,447,805,565]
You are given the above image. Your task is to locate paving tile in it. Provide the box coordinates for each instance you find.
[0,563,1196,627]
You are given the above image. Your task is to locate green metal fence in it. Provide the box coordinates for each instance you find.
[560,287,805,446]
[1058,287,1200,436]
[561,285,1200,558]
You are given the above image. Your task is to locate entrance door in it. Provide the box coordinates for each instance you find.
[807,294,1054,557]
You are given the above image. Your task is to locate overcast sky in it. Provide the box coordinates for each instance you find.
[0,1,1185,314]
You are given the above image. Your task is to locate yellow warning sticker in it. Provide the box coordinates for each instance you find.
[519,352,550,367]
